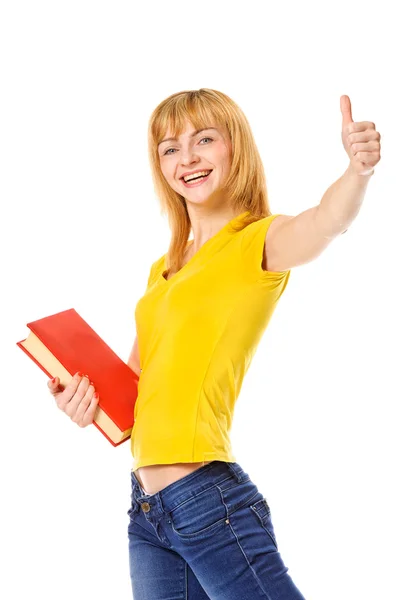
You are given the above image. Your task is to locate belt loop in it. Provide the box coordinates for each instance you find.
[226,461,243,482]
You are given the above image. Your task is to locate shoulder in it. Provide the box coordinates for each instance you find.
[265,214,294,240]
[264,214,294,272]
[243,213,293,233]
[240,214,293,276]
[146,253,166,286]
[241,213,293,244]
[151,253,166,270]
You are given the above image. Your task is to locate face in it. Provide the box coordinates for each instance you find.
[157,120,232,206]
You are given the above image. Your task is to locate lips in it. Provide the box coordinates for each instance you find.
[181,171,212,188]
[180,169,213,181]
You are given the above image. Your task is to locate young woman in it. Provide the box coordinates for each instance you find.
[48,89,380,599]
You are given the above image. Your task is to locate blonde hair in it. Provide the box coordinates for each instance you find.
[148,88,272,275]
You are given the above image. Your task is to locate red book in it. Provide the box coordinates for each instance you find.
[16,308,139,446]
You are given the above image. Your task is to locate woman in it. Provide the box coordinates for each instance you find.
[48,89,380,599]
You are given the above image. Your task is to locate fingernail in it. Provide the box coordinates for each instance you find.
[51,377,56,383]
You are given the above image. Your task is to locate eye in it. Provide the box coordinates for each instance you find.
[163,137,213,156]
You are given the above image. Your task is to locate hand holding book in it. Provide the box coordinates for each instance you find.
[47,372,100,428]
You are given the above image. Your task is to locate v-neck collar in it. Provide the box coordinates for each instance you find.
[160,210,250,284]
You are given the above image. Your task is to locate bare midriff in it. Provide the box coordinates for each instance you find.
[134,462,213,495]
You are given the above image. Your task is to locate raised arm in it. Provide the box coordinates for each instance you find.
[264,164,372,271]
[264,96,381,273]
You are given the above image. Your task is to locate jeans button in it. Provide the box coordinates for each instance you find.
[142,502,151,513]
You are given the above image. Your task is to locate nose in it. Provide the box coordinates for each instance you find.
[179,145,200,166]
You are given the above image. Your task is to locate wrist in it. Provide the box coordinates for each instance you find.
[347,162,375,179]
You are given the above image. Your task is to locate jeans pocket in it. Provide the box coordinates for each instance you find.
[170,485,227,538]
[250,498,278,550]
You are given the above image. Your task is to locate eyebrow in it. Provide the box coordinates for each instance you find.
[158,127,218,147]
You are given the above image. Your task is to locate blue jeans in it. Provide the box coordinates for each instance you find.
[127,460,306,599]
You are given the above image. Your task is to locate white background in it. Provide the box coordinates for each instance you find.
[1,1,398,599]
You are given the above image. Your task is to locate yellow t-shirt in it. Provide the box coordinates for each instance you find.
[130,211,290,470]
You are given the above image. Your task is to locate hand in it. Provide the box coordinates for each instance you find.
[340,95,381,176]
[47,372,99,428]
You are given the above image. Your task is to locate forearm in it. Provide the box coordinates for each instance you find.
[315,163,374,238]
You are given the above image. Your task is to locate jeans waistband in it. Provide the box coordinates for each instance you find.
[130,461,249,515]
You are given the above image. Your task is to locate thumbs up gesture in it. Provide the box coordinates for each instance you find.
[340,95,381,176]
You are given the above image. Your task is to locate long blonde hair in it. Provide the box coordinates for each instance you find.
[148,88,272,274]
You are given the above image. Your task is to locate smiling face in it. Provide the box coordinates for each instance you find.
[157,120,232,207]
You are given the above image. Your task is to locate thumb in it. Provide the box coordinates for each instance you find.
[340,95,353,130]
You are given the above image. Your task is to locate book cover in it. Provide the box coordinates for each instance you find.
[16,308,139,446]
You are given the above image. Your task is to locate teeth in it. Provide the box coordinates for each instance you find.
[183,170,211,183]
